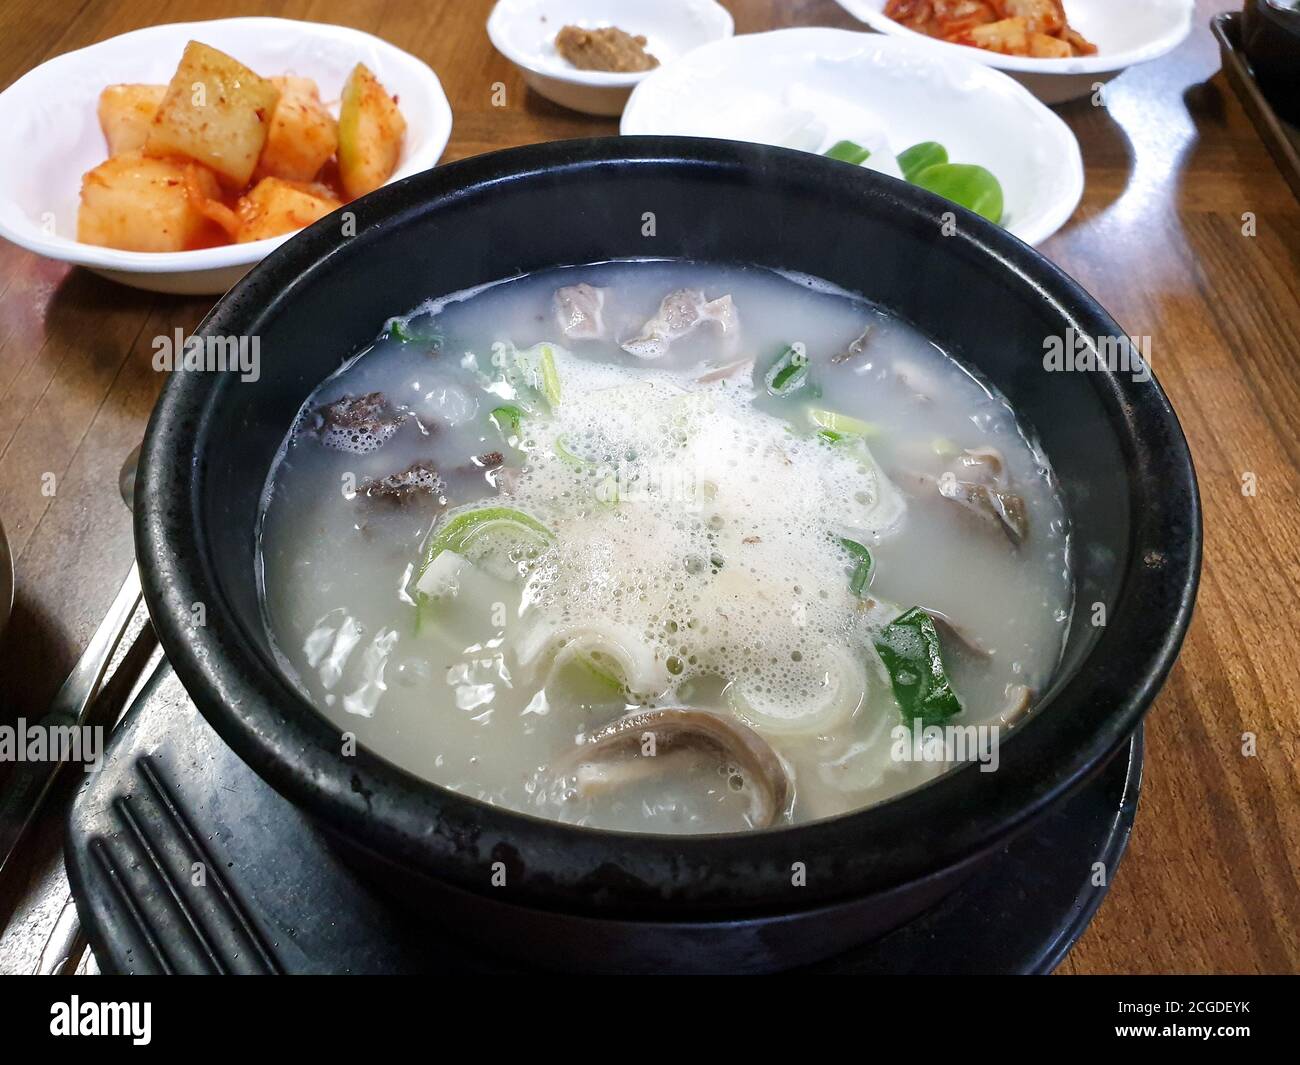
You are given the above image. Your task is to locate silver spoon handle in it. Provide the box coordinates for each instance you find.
[0,561,142,875]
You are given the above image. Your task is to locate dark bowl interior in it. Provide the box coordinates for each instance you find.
[1243,0,1300,122]
[138,137,1200,922]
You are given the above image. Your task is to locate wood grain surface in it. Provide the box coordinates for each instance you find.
[0,0,1295,974]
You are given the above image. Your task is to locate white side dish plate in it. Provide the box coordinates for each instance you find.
[0,17,453,294]
[487,0,734,116]
[831,0,1195,104]
[621,28,1084,246]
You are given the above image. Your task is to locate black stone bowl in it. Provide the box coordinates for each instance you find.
[137,138,1200,973]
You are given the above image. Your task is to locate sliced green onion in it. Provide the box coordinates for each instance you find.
[414,548,467,599]
[539,344,561,408]
[873,607,963,729]
[573,651,625,692]
[897,142,948,182]
[824,139,871,165]
[417,505,553,586]
[809,407,877,441]
[764,342,809,396]
[840,538,874,597]
[388,317,443,348]
[489,403,524,436]
[554,434,593,468]
[555,437,620,506]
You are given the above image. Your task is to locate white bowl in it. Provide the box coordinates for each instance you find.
[0,17,453,295]
[622,28,1083,246]
[487,0,734,116]
[831,0,1195,104]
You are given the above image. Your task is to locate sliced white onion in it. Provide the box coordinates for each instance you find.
[727,646,866,737]
[815,652,917,798]
[415,549,467,599]
[515,618,670,699]
[831,438,907,539]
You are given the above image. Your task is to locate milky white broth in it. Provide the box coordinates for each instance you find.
[257,261,1072,833]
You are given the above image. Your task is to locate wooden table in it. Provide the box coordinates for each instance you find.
[0,0,1295,975]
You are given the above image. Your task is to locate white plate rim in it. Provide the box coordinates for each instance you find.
[0,16,453,275]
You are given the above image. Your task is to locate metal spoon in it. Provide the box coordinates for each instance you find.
[0,446,144,875]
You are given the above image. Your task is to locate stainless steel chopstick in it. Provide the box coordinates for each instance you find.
[0,561,142,875]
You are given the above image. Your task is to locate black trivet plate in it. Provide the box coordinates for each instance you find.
[65,661,1141,974]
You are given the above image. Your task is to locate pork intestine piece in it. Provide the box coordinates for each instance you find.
[907,445,1028,546]
[554,283,608,340]
[621,289,741,359]
[560,708,792,828]
[938,446,1029,545]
